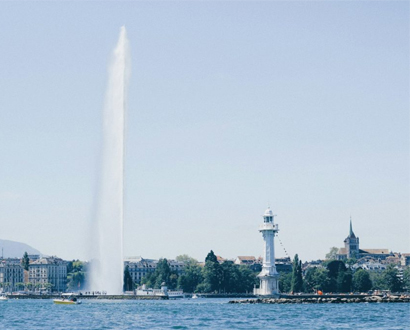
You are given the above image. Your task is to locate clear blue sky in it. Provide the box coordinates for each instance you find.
[0,1,408,262]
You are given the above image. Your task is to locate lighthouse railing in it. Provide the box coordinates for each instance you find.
[259,223,278,231]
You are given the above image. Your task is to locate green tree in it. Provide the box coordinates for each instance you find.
[205,250,218,263]
[325,247,339,260]
[15,282,25,291]
[123,265,134,291]
[169,273,179,290]
[202,250,223,293]
[327,260,346,278]
[336,265,352,293]
[67,260,87,291]
[21,252,30,271]
[67,260,74,274]
[304,267,332,293]
[177,263,203,293]
[43,283,53,292]
[237,265,258,293]
[2,282,11,292]
[175,255,198,265]
[67,271,85,291]
[279,272,292,293]
[154,259,172,288]
[141,272,155,288]
[291,254,303,293]
[403,266,410,291]
[352,269,372,292]
[370,271,387,290]
[326,260,347,292]
[72,260,84,272]
[141,259,178,289]
[382,264,403,292]
[195,282,211,293]
[220,262,239,293]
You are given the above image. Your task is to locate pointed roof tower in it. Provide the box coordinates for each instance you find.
[349,217,356,238]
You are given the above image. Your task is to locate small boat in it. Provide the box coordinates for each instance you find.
[191,294,198,299]
[53,293,81,305]
[167,290,185,299]
[0,294,8,301]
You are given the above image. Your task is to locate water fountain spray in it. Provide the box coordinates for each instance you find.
[89,26,130,294]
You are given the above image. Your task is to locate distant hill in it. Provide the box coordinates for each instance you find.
[0,239,41,258]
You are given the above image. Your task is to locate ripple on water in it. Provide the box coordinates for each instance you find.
[2,299,410,329]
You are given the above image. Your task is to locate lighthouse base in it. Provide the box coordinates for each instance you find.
[254,274,280,297]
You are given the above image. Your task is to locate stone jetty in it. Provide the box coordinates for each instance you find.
[229,295,410,304]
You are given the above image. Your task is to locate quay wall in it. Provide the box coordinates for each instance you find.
[6,294,168,300]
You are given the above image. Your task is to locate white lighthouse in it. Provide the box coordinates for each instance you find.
[254,207,280,296]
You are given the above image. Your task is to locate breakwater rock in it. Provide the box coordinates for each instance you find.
[229,295,410,304]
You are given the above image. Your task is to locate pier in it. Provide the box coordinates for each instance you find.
[229,294,410,304]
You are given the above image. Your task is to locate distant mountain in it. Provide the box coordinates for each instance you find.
[0,239,41,258]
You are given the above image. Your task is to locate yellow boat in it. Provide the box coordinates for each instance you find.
[53,294,81,305]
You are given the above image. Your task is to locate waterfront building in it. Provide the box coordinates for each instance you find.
[168,259,185,275]
[358,249,392,261]
[336,219,393,261]
[28,254,40,261]
[235,256,262,272]
[254,207,280,296]
[384,254,402,265]
[342,218,360,259]
[0,259,24,292]
[234,256,256,266]
[302,261,326,276]
[29,257,67,292]
[400,253,410,266]
[275,257,293,273]
[345,219,359,258]
[216,255,230,264]
[124,257,185,285]
[234,255,292,273]
[352,261,386,272]
[124,257,158,284]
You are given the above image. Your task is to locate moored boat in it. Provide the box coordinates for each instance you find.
[167,290,184,299]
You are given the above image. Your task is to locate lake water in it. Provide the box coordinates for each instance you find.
[0,298,409,329]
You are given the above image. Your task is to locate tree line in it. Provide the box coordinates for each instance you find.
[125,250,258,293]
[18,251,410,294]
[280,254,410,294]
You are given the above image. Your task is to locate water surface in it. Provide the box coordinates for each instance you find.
[1,298,409,329]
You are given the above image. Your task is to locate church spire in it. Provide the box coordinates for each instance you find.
[349,216,355,238]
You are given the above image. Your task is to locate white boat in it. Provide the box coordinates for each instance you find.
[191,294,198,299]
[135,286,167,297]
[53,293,81,305]
[0,294,8,301]
[167,290,184,299]
[135,284,184,299]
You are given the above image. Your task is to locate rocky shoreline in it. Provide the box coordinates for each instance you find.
[229,295,410,304]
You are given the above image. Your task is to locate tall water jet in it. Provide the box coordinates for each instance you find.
[89,26,130,294]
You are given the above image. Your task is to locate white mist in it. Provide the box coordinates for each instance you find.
[89,26,130,294]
